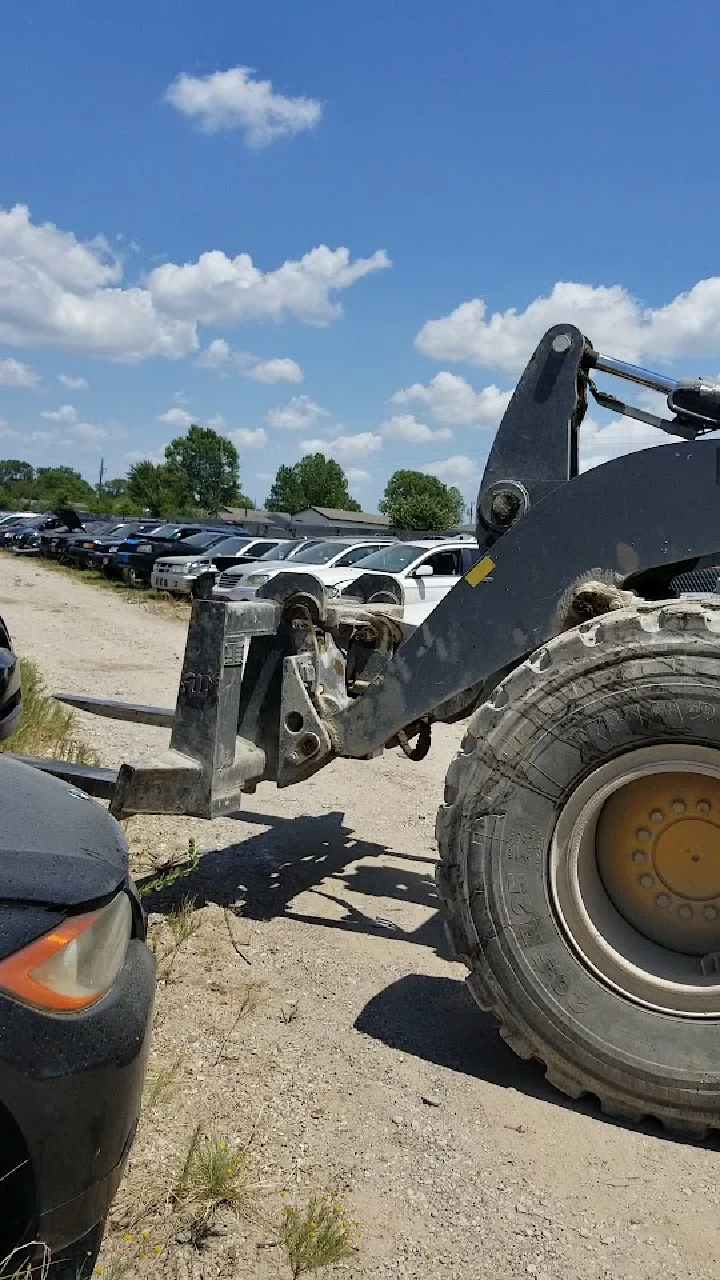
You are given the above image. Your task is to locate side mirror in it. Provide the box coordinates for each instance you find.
[414,564,434,578]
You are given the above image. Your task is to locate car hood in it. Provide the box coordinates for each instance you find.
[0,756,128,908]
[154,553,210,567]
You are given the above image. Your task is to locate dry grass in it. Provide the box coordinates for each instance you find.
[0,658,97,763]
[280,1193,357,1278]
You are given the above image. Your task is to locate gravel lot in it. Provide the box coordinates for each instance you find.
[2,556,720,1280]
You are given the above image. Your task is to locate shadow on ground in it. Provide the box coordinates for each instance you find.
[138,807,447,954]
[355,971,720,1148]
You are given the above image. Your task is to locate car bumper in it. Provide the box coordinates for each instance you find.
[0,937,155,1253]
[151,569,196,594]
[113,553,153,579]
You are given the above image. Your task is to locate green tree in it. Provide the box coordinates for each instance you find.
[379,470,465,530]
[164,425,239,514]
[34,466,96,507]
[266,453,361,515]
[126,461,187,517]
[0,460,34,494]
[102,478,128,499]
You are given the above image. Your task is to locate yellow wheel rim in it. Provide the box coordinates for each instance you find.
[596,772,720,955]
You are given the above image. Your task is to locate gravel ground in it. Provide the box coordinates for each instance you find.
[2,556,720,1280]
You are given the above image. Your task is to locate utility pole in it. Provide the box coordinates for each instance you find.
[98,456,105,503]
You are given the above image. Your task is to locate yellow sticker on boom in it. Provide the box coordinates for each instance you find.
[465,555,495,587]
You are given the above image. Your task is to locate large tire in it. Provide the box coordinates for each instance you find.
[436,596,720,1135]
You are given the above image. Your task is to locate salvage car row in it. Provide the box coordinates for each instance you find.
[0,511,483,625]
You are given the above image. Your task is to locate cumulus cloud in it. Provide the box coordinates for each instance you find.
[0,204,389,362]
[42,403,77,423]
[267,394,328,431]
[196,339,303,382]
[164,65,322,148]
[392,372,510,426]
[229,427,268,448]
[58,373,88,389]
[347,468,370,484]
[0,356,39,388]
[579,416,684,471]
[381,413,452,443]
[421,455,482,486]
[156,406,193,427]
[300,432,382,458]
[416,279,720,373]
[148,244,390,328]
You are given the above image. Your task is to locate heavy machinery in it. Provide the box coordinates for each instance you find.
[11,322,720,1136]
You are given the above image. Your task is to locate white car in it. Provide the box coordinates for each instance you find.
[151,534,284,596]
[212,538,395,601]
[320,539,481,625]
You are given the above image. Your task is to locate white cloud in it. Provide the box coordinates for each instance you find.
[0,356,39,388]
[126,447,167,465]
[42,403,78,423]
[0,204,388,361]
[196,339,303,383]
[157,406,193,427]
[149,243,390,328]
[267,394,328,430]
[392,372,510,426]
[58,373,88,389]
[381,413,452,443]
[196,337,232,369]
[164,65,322,148]
[229,427,268,448]
[347,468,370,484]
[0,204,195,361]
[416,278,720,373]
[579,416,683,471]
[246,356,303,383]
[421,455,482,486]
[300,432,382,458]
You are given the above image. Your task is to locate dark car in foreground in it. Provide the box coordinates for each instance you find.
[87,522,162,576]
[0,624,154,1274]
[37,515,109,562]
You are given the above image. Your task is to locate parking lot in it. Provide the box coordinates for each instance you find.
[3,554,720,1280]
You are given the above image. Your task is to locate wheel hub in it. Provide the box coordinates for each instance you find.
[596,772,720,954]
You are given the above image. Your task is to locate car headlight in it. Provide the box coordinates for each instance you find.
[245,573,270,586]
[0,892,132,1012]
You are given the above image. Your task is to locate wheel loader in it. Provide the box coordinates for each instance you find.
[8,321,720,1136]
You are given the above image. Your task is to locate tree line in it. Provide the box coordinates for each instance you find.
[0,424,467,531]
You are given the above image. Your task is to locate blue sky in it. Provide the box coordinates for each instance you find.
[1,0,719,512]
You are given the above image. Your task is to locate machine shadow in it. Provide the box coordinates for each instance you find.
[138,808,448,955]
[355,972,720,1148]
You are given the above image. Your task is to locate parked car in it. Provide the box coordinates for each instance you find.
[37,516,111,562]
[109,524,229,586]
[212,538,396,601]
[8,511,84,554]
[0,620,154,1274]
[327,539,481,624]
[151,535,286,596]
[87,523,163,576]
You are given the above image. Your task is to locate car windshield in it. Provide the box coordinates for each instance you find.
[290,540,355,564]
[144,524,181,538]
[181,531,228,550]
[355,543,429,572]
[208,536,253,555]
[258,541,295,560]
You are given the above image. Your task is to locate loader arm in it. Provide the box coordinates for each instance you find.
[19,323,720,818]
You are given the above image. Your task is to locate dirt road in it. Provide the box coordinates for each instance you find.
[3,557,720,1280]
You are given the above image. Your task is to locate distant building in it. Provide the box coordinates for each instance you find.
[291,507,391,536]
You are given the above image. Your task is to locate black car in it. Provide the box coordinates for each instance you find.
[0,623,154,1274]
[0,515,64,552]
[110,522,229,586]
[11,511,85,555]
[89,523,163,576]
[37,515,108,562]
